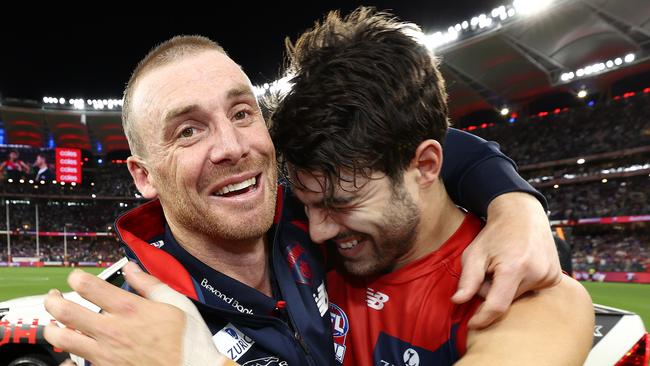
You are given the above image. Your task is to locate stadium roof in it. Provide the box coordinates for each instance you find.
[2,1,650,151]
[439,0,650,118]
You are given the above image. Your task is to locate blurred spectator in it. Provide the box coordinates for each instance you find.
[32,153,55,181]
[0,150,31,181]
[571,226,649,273]
[542,175,650,219]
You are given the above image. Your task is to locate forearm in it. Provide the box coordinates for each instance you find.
[456,275,594,366]
[486,191,547,222]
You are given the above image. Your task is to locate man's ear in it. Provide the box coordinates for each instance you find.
[127,156,158,199]
[410,139,443,188]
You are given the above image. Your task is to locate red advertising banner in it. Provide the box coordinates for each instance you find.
[25,231,111,237]
[551,214,650,227]
[55,148,82,183]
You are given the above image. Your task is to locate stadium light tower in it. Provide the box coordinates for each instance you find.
[5,201,10,261]
[63,223,72,262]
[35,204,40,257]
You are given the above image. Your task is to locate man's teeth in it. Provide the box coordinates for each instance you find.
[338,239,359,250]
[215,177,256,196]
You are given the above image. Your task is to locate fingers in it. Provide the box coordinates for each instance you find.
[123,261,201,319]
[67,269,144,314]
[452,245,487,304]
[476,279,492,299]
[468,265,520,329]
[44,323,99,361]
[44,289,105,339]
[122,261,162,298]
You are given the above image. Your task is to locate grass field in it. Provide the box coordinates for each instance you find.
[0,267,104,302]
[1,268,649,327]
[581,281,650,328]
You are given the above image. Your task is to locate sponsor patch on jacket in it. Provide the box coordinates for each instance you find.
[330,303,349,363]
[213,323,255,361]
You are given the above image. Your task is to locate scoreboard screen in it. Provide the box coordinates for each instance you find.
[55,148,82,183]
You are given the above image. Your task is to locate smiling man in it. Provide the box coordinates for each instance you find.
[44,33,565,366]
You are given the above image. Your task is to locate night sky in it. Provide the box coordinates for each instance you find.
[0,2,502,101]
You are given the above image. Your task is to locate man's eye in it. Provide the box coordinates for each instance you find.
[234,110,248,120]
[180,127,194,138]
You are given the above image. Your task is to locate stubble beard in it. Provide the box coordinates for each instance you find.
[161,157,279,245]
[340,182,420,277]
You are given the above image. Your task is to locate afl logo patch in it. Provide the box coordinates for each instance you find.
[329,303,349,338]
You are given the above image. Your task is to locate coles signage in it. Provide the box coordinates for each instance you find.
[55,148,82,183]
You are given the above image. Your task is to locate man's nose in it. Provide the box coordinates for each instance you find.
[308,209,340,244]
[209,119,250,165]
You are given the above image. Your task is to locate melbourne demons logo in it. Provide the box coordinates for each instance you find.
[284,242,313,285]
[330,303,349,363]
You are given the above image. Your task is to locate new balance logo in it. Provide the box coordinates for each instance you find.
[150,240,165,248]
[366,288,389,310]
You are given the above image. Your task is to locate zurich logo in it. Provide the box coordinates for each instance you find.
[224,327,239,339]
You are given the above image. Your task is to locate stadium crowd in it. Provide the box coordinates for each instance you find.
[0,90,649,271]
[541,175,650,220]
[0,238,121,263]
[471,93,650,165]
[1,199,127,232]
[571,226,649,273]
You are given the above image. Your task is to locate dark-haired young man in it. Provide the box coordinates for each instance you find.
[270,8,594,365]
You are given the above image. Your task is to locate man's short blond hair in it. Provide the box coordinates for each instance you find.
[122,35,226,156]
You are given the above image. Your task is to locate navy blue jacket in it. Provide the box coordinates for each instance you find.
[116,188,334,365]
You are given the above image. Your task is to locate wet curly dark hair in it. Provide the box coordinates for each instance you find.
[268,7,450,198]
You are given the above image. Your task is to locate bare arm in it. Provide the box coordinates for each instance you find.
[19,160,30,171]
[456,275,594,366]
[443,129,561,328]
[453,192,561,328]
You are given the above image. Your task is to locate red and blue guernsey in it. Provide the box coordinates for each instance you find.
[327,214,484,366]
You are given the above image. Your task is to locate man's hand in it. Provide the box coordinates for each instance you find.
[44,261,237,366]
[451,192,561,328]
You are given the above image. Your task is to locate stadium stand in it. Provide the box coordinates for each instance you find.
[470,93,650,166]
[464,91,650,278]
[0,0,648,276]
[1,93,649,273]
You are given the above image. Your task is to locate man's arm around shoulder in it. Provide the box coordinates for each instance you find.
[456,275,594,366]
